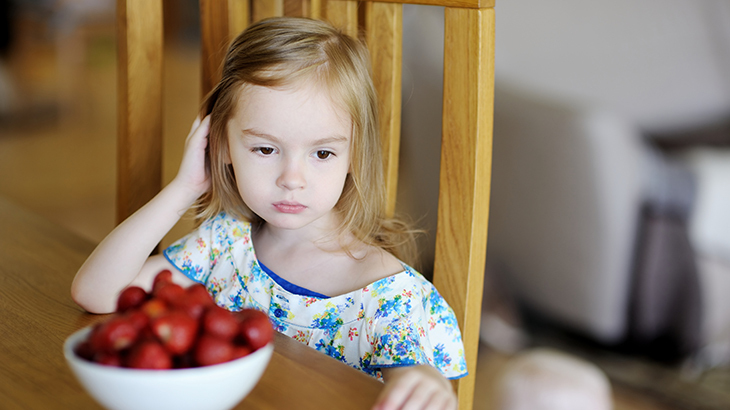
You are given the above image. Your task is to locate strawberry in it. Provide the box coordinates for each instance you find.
[202,305,239,340]
[170,293,206,320]
[140,298,167,319]
[125,309,149,331]
[231,345,252,360]
[186,283,215,307]
[89,315,139,353]
[153,282,185,305]
[151,310,198,355]
[194,335,234,366]
[116,286,148,312]
[236,309,273,350]
[152,269,173,292]
[169,283,214,320]
[75,341,96,362]
[126,339,172,369]
[94,352,122,367]
[173,352,197,369]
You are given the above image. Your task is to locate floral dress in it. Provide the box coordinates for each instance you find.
[163,212,468,380]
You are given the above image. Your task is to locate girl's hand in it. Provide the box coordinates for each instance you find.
[373,365,457,410]
[173,115,211,202]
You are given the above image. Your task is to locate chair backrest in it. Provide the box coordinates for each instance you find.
[116,1,494,408]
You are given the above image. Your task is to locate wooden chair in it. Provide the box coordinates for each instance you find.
[116,1,494,408]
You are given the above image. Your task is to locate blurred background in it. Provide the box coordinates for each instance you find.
[1,0,729,409]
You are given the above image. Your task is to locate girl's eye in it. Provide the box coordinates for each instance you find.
[316,150,334,160]
[255,147,275,155]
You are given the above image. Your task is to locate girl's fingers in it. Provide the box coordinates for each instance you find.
[374,366,456,410]
[422,390,455,410]
[399,385,435,410]
[374,375,417,410]
[190,116,201,133]
[187,115,210,144]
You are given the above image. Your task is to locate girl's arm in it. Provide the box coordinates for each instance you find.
[71,116,211,314]
[373,365,457,410]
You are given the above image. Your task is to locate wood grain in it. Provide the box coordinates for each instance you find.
[360,0,495,8]
[433,6,495,410]
[116,0,164,224]
[284,0,311,17]
[325,0,359,38]
[200,0,232,98]
[253,0,284,21]
[365,2,403,217]
[228,0,251,45]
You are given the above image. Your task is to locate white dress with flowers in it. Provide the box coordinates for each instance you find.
[163,212,468,380]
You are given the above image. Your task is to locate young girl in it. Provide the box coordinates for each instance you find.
[72,17,466,410]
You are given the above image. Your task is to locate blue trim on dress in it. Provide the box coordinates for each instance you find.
[258,260,330,299]
[371,363,469,380]
[163,249,202,284]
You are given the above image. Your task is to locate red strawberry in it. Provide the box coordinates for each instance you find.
[75,341,96,361]
[125,309,149,331]
[154,282,185,305]
[231,345,252,360]
[152,270,173,292]
[94,352,122,367]
[116,286,148,312]
[202,305,239,340]
[140,298,167,319]
[186,284,215,307]
[126,339,172,369]
[89,315,139,353]
[173,352,197,369]
[236,309,273,350]
[151,310,199,355]
[194,335,234,366]
[170,293,206,320]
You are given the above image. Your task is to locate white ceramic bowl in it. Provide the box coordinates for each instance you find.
[64,326,273,410]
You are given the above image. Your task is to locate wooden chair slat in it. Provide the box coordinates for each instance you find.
[284,0,312,17]
[433,7,495,409]
[253,0,285,21]
[116,0,164,224]
[362,0,494,8]
[324,0,359,38]
[365,2,403,217]
[200,0,233,97]
[228,0,252,38]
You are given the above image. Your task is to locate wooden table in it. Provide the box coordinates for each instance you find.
[0,196,383,409]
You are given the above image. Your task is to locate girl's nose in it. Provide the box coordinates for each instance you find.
[276,160,306,190]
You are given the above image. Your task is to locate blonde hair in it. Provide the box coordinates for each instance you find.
[196,17,418,265]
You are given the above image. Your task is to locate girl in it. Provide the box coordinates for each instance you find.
[72,17,466,410]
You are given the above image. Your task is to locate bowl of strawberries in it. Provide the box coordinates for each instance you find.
[64,271,274,410]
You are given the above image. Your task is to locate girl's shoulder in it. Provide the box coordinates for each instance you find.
[363,259,446,309]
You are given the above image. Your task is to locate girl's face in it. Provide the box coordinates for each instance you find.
[225,83,352,233]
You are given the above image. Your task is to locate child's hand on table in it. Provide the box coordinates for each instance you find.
[374,365,457,410]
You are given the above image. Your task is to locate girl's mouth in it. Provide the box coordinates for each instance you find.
[273,201,306,214]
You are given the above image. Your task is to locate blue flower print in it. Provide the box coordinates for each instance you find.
[311,303,345,329]
[428,289,448,316]
[433,344,453,368]
[315,338,346,363]
[375,294,412,319]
